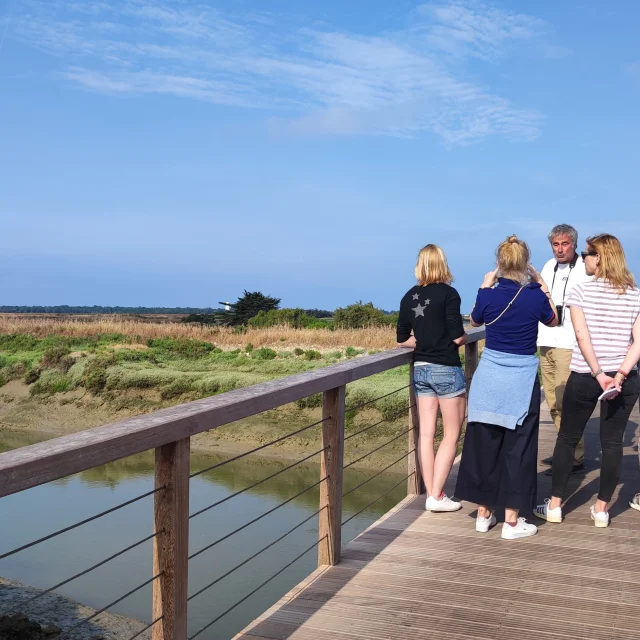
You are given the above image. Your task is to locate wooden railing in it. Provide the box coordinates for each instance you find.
[0,327,485,640]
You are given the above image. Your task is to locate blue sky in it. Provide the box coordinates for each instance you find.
[1,0,639,312]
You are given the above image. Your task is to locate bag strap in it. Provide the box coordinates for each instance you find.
[485,285,526,326]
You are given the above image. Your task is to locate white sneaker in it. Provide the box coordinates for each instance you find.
[630,494,640,512]
[425,494,462,512]
[533,499,562,523]
[501,518,537,540]
[475,512,497,533]
[590,505,610,528]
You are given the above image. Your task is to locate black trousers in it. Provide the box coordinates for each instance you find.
[552,371,639,502]
[455,379,540,512]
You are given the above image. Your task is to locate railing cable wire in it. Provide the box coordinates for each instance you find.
[343,427,412,470]
[59,573,163,639]
[344,403,414,442]
[0,486,165,562]
[342,473,412,526]
[188,507,324,602]
[188,537,326,640]
[190,446,326,520]
[189,477,327,561]
[12,531,162,614]
[342,450,415,499]
[125,615,164,640]
[344,384,410,414]
[190,417,329,479]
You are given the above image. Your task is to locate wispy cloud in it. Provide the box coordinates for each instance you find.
[13,0,565,143]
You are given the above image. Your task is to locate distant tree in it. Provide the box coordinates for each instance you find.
[304,308,333,318]
[220,291,281,326]
[181,313,219,327]
[333,301,386,329]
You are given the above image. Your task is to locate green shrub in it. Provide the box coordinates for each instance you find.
[82,354,117,393]
[345,346,358,358]
[232,325,247,334]
[161,378,195,400]
[327,351,343,359]
[333,301,386,329]
[147,338,214,359]
[2,361,28,381]
[303,349,321,361]
[113,349,155,363]
[24,368,41,385]
[296,393,323,409]
[245,343,254,352]
[379,394,410,422]
[40,345,73,371]
[253,348,277,360]
[345,387,377,411]
[306,319,333,330]
[293,348,304,356]
[249,308,313,329]
[193,377,221,396]
[30,371,72,395]
[0,334,40,353]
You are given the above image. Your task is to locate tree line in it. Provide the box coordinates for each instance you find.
[0,305,223,315]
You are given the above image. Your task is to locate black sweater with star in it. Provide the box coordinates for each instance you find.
[396,283,465,366]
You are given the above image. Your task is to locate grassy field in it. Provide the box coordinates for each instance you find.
[0,314,398,349]
[0,316,421,468]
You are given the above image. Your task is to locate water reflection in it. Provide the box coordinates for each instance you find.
[0,430,407,639]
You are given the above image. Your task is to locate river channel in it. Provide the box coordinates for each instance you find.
[0,430,407,639]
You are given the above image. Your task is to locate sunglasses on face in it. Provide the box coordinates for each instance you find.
[581,251,597,260]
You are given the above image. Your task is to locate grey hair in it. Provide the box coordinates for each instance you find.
[548,224,578,248]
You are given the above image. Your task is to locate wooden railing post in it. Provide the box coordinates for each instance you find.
[464,341,479,392]
[318,385,345,566]
[153,438,190,640]
[407,363,425,495]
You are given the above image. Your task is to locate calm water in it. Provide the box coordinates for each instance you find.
[0,431,407,639]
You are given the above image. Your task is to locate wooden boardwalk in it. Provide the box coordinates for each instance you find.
[236,403,640,640]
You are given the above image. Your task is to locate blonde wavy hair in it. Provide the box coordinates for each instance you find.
[497,235,530,284]
[414,244,453,286]
[587,234,636,293]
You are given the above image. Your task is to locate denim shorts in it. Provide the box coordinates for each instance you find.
[413,363,466,399]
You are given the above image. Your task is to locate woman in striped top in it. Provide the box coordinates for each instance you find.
[535,234,640,528]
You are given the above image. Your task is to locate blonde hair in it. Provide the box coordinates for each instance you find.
[496,235,530,284]
[414,244,453,286]
[587,233,635,293]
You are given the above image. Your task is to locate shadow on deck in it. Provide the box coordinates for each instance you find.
[235,404,640,640]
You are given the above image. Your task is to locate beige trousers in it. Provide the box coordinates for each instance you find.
[539,346,584,465]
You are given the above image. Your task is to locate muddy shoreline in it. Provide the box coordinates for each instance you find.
[0,578,150,640]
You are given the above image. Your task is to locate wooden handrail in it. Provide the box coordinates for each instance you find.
[0,328,484,498]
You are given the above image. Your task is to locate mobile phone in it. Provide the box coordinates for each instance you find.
[598,387,620,401]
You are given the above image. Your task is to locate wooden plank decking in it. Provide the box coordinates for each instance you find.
[236,403,640,640]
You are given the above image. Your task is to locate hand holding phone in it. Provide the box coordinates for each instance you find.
[598,386,621,401]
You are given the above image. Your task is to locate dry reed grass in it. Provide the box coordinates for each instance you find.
[0,315,398,350]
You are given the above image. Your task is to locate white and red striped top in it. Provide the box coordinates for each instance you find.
[566,280,640,373]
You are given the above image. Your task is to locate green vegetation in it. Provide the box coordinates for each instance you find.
[0,333,410,422]
[333,301,397,329]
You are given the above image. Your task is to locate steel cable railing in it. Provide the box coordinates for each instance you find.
[342,473,413,527]
[58,573,163,639]
[344,384,411,414]
[342,450,415,499]
[188,536,327,640]
[344,403,414,441]
[189,416,330,479]
[125,616,164,640]
[188,507,324,603]
[189,477,327,561]
[343,427,412,470]
[189,445,327,520]
[0,485,165,562]
[7,530,162,615]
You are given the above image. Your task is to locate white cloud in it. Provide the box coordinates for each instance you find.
[13,0,564,144]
